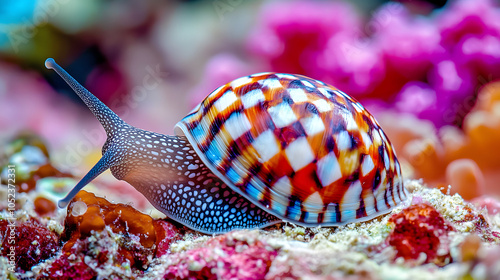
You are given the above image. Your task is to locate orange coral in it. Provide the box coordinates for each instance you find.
[59,190,180,270]
[379,81,500,199]
[446,82,500,169]
[61,190,156,249]
[34,197,57,216]
[445,159,484,200]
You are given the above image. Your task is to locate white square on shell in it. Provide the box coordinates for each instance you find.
[270,177,294,217]
[312,99,332,112]
[214,91,238,112]
[241,89,265,108]
[316,151,342,187]
[259,78,283,89]
[268,103,297,128]
[317,88,332,98]
[301,80,315,88]
[231,76,253,88]
[299,114,325,136]
[361,131,373,150]
[272,176,293,199]
[335,130,352,151]
[275,73,298,80]
[253,130,280,163]
[303,191,323,212]
[340,180,362,212]
[224,112,252,140]
[361,154,375,176]
[285,137,315,171]
[342,111,358,131]
[288,88,308,103]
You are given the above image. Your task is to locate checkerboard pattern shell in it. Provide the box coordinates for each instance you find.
[175,73,407,226]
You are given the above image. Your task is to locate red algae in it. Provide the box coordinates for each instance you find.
[164,233,278,280]
[0,219,59,271]
[37,254,97,280]
[387,203,454,266]
[155,219,181,258]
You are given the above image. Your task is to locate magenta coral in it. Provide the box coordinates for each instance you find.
[312,35,386,98]
[437,0,500,51]
[248,0,362,75]
[373,4,442,81]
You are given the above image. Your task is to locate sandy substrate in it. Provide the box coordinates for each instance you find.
[1,143,500,280]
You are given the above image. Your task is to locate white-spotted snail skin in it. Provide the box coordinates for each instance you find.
[45,58,408,234]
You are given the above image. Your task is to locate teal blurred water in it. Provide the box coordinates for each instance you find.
[0,0,38,49]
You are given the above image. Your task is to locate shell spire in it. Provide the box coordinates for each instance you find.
[45,58,127,208]
[45,58,126,137]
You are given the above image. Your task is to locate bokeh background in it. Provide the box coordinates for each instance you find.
[2,0,500,201]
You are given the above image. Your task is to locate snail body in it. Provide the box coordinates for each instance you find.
[45,58,407,234]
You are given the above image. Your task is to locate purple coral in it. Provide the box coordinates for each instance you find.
[241,0,500,128]
[437,0,500,52]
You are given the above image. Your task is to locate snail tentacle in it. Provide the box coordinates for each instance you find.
[45,58,126,136]
[58,147,122,208]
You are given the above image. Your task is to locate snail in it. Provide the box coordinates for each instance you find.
[45,58,408,234]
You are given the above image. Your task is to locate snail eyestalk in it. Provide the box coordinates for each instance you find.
[45,58,128,208]
[44,58,56,69]
[44,58,127,136]
[58,149,117,208]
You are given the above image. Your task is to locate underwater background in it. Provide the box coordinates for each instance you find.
[2,1,500,279]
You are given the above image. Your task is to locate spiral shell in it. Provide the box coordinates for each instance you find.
[175,73,407,226]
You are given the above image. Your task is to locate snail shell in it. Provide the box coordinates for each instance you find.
[45,58,407,233]
[175,73,407,226]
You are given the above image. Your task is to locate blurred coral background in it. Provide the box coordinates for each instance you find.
[1,0,500,201]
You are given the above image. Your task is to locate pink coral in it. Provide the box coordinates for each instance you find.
[311,35,385,98]
[164,232,278,280]
[188,53,254,107]
[472,196,500,215]
[373,4,442,81]
[427,59,476,127]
